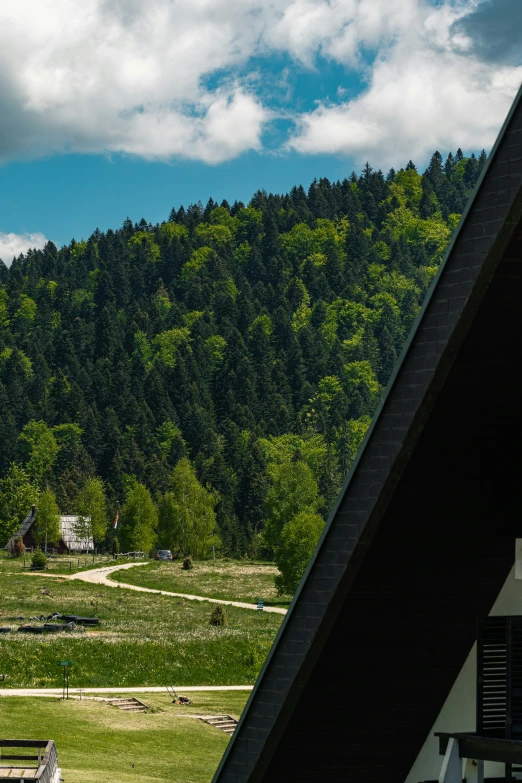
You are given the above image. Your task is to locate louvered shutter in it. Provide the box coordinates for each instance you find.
[477,616,522,739]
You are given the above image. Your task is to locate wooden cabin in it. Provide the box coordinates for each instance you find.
[8,505,93,553]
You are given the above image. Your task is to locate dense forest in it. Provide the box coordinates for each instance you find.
[0,149,486,560]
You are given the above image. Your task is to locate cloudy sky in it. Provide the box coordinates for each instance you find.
[0,0,521,262]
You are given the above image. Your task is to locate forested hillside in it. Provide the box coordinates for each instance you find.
[0,149,486,556]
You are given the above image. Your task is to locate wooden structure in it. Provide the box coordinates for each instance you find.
[0,740,60,782]
[213,82,522,783]
[200,716,238,736]
[7,506,93,553]
[108,697,149,713]
[435,733,522,783]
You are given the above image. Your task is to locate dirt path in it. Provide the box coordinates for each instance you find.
[0,685,253,698]
[25,561,288,615]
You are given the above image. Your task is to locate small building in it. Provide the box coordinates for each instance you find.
[7,506,93,553]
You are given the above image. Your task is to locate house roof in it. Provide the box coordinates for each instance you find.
[16,510,36,539]
[59,515,93,551]
[214,83,522,783]
[5,509,36,549]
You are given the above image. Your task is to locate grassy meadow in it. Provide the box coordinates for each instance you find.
[0,691,249,782]
[109,559,291,607]
[0,558,282,688]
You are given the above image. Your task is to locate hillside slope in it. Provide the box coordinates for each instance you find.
[0,150,486,553]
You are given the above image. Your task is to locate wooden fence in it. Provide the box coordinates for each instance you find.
[22,552,148,571]
[0,739,59,782]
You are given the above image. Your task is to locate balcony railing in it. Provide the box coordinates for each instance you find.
[0,739,59,782]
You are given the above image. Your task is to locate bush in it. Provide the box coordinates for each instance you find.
[182,555,193,570]
[209,605,227,626]
[10,537,25,558]
[31,549,47,570]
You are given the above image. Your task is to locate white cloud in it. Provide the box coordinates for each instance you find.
[287,2,522,166]
[0,0,520,167]
[265,0,415,67]
[0,232,49,266]
[0,0,274,164]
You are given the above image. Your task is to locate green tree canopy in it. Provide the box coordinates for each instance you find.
[274,512,325,594]
[17,421,59,489]
[263,452,322,551]
[34,487,61,552]
[0,463,38,546]
[120,483,158,554]
[157,458,219,559]
[76,477,107,544]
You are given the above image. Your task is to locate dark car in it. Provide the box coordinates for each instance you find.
[156,550,173,561]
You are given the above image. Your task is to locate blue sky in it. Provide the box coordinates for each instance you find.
[0,0,521,260]
[0,151,361,248]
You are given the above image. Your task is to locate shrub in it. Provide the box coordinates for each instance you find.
[182,555,193,570]
[245,645,262,667]
[209,605,227,626]
[10,537,25,558]
[31,549,47,570]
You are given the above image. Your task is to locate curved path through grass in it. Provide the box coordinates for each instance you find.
[27,561,288,615]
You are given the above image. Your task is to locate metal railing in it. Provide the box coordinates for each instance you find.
[0,739,58,782]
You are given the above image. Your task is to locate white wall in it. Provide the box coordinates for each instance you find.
[406,564,522,783]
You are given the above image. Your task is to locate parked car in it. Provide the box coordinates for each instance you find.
[156,550,173,561]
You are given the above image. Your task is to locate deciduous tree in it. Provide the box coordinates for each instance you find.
[34,487,60,553]
[76,477,107,545]
[157,458,219,558]
[274,512,324,594]
[120,483,158,554]
[264,451,322,551]
[0,463,38,546]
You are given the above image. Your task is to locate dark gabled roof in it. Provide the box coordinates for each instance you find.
[6,510,36,547]
[214,83,522,783]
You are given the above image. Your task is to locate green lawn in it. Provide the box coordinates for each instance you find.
[0,570,282,688]
[110,559,291,607]
[0,692,249,782]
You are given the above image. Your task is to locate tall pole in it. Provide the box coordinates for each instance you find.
[113,501,120,556]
